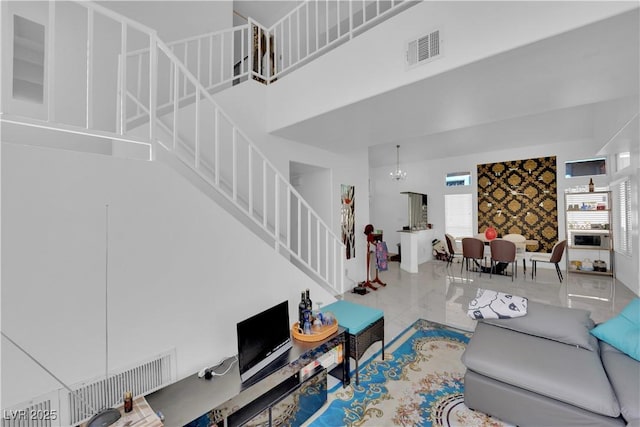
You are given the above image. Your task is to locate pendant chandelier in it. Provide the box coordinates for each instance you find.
[389,144,407,181]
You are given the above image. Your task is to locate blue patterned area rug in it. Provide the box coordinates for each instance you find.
[306,319,511,427]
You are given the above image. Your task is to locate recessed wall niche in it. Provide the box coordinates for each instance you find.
[477,156,558,253]
[13,15,45,103]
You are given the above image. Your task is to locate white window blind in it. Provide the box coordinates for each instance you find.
[445,194,473,238]
[614,179,632,256]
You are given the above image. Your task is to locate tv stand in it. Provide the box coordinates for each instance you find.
[239,349,291,390]
[228,366,326,427]
[146,327,349,426]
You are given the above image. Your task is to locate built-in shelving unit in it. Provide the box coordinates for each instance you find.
[13,15,45,103]
[564,191,614,277]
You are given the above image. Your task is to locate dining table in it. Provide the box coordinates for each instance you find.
[456,236,539,274]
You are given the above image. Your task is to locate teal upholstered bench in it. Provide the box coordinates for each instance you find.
[322,300,384,385]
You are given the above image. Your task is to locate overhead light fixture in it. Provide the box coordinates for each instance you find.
[390,145,407,181]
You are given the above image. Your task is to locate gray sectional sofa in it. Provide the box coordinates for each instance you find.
[461,301,640,427]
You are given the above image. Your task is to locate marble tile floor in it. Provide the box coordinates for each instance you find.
[339,259,636,362]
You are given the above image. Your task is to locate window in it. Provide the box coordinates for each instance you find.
[445,194,473,238]
[446,172,471,187]
[565,158,606,178]
[614,179,632,256]
[616,152,631,172]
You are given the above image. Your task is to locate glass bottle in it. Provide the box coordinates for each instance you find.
[588,178,594,192]
[305,289,312,313]
[124,391,133,413]
[305,289,313,326]
[298,292,306,326]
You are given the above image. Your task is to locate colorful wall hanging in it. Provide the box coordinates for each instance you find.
[251,24,275,83]
[341,184,355,259]
[477,156,558,253]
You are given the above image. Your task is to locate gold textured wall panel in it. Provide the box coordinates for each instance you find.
[477,156,557,253]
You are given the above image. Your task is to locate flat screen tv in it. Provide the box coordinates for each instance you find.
[237,300,292,383]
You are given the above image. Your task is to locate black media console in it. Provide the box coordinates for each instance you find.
[227,366,326,427]
[145,327,349,427]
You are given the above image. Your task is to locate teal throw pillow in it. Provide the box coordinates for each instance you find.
[591,298,640,361]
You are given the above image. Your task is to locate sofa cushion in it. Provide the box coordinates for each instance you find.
[601,342,640,422]
[462,322,620,418]
[591,298,640,361]
[480,301,598,351]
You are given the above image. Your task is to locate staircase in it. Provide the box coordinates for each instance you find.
[2,1,418,295]
[0,0,416,295]
[2,0,349,296]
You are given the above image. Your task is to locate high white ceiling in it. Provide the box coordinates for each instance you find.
[233,1,302,27]
[269,7,639,168]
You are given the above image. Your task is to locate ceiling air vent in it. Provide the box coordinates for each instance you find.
[406,29,442,68]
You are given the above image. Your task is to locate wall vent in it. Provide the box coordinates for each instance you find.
[406,29,442,68]
[67,350,175,425]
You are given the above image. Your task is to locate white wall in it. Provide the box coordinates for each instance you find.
[266,1,637,132]
[290,163,332,226]
[610,169,640,295]
[637,168,640,296]
[1,142,334,408]
[594,99,640,295]
[612,169,640,295]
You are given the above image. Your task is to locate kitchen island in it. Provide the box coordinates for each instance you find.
[399,229,434,273]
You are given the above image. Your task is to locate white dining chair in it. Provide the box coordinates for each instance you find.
[531,240,568,282]
[503,234,527,274]
[445,234,463,266]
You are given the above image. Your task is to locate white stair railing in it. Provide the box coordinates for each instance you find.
[125,24,251,128]
[149,39,345,293]
[122,1,418,90]
[258,0,418,82]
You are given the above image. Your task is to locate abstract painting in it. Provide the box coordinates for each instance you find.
[341,184,355,259]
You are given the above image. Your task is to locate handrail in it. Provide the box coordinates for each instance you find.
[129,1,418,87]
[151,38,345,292]
[257,0,418,82]
[127,24,249,57]
[82,0,157,35]
[126,24,251,128]
[125,25,345,263]
[167,24,250,50]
